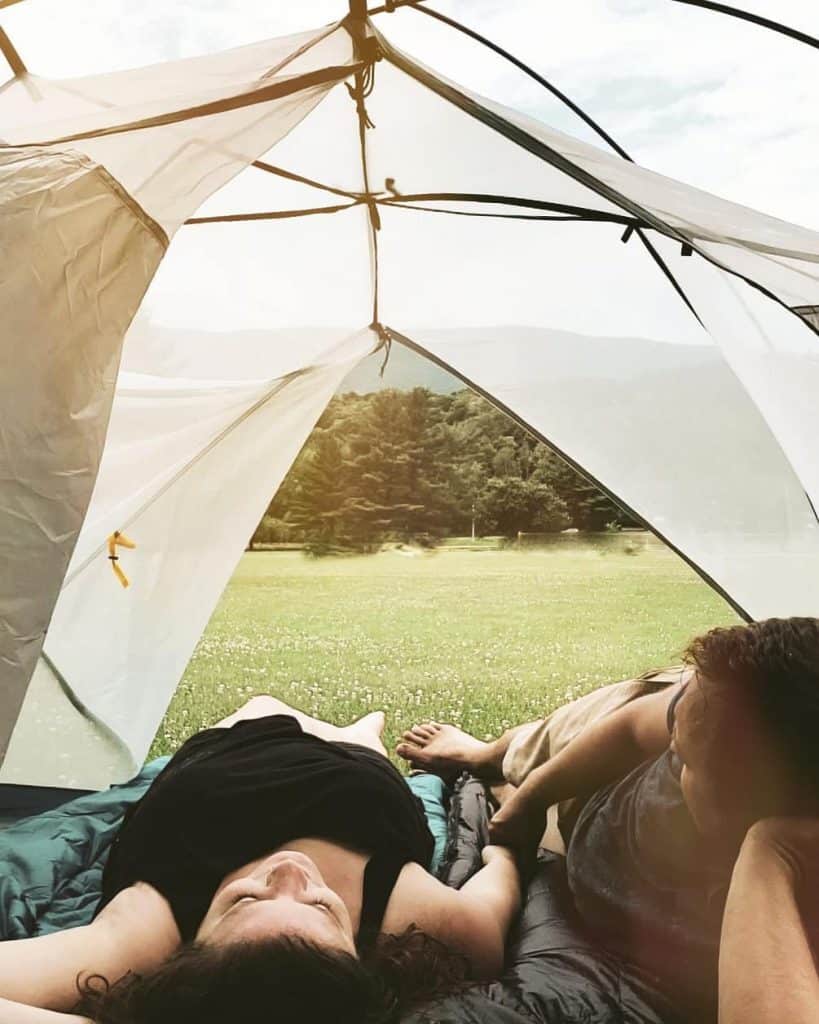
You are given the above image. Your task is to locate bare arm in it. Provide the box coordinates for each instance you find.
[387,846,521,978]
[0,998,90,1023]
[0,885,180,1012]
[490,684,676,849]
[719,820,819,1024]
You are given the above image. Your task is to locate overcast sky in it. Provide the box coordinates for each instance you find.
[3,1,817,333]
[4,0,817,223]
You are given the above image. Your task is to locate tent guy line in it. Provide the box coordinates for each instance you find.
[184,193,645,227]
[347,2,383,327]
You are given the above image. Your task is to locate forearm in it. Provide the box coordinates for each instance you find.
[0,997,89,1023]
[0,886,179,1012]
[514,711,653,809]
[719,842,819,1024]
[0,926,104,1011]
[460,847,521,941]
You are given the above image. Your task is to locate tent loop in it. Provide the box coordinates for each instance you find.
[372,321,392,377]
[620,224,635,244]
[344,35,381,128]
[107,531,136,589]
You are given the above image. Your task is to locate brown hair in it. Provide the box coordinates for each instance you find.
[684,617,819,792]
[75,928,470,1024]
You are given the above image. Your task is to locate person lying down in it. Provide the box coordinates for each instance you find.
[0,699,521,1024]
[398,617,819,1022]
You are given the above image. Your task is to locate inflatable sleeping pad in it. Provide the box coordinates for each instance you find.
[409,774,681,1024]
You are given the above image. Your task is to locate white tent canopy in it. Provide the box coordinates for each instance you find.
[1,1,818,790]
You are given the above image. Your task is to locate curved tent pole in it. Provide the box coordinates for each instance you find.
[383,325,753,623]
[373,24,708,330]
[377,4,703,327]
[376,27,819,342]
[386,2,634,162]
[668,0,819,51]
[369,0,819,53]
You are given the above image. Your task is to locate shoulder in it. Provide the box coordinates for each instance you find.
[382,864,504,978]
[627,679,688,753]
[95,883,181,967]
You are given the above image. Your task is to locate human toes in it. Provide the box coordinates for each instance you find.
[396,741,423,761]
[402,725,435,745]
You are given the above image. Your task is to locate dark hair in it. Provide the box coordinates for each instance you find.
[75,928,470,1024]
[685,617,819,792]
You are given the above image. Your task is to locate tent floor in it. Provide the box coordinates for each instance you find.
[0,660,134,793]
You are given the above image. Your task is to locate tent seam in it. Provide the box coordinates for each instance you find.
[384,324,754,622]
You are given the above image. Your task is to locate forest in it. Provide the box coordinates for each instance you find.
[251,388,633,552]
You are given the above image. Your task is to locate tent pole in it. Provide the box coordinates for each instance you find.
[345,0,383,328]
[0,25,26,75]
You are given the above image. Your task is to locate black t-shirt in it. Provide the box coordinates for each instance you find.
[97,715,434,940]
[567,750,728,1019]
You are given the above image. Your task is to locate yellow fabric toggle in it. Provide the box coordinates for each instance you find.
[107,530,136,588]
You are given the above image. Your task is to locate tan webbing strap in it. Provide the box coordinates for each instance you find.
[0,0,27,10]
[0,25,26,76]
[5,60,362,148]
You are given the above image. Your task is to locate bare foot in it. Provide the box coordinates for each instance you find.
[395,722,502,782]
[343,711,387,756]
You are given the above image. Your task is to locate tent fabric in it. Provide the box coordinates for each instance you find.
[1,9,819,788]
[0,145,166,767]
[378,35,819,314]
[0,24,357,235]
[4,330,377,787]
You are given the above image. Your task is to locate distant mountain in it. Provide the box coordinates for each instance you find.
[338,343,461,395]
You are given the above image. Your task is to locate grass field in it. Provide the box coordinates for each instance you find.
[150,534,740,762]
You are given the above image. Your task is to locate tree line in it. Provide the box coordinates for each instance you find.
[251,388,633,552]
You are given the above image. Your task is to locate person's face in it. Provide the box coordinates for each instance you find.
[196,851,357,955]
[671,673,802,849]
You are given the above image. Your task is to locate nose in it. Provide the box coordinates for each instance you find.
[263,857,311,895]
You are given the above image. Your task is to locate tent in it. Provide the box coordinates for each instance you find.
[1,0,818,798]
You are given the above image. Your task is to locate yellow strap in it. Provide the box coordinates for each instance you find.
[107,531,136,588]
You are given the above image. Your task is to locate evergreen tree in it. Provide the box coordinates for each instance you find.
[250,386,633,550]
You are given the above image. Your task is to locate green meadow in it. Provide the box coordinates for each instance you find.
[151,535,740,762]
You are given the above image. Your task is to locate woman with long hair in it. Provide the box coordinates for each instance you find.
[0,697,521,1024]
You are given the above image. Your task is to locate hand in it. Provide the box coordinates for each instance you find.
[488,789,546,854]
[481,843,516,868]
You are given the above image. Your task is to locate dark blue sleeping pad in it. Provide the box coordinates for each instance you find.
[403,774,681,1024]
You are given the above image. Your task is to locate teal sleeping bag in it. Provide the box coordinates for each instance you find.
[0,760,448,939]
